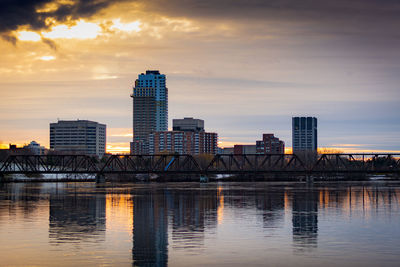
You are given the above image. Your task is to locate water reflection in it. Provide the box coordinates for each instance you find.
[169,188,218,251]
[255,189,285,228]
[0,183,46,218]
[292,188,319,251]
[49,190,106,243]
[0,182,400,266]
[132,189,168,267]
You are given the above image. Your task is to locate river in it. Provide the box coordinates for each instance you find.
[0,181,399,266]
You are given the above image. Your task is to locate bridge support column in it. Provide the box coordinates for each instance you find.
[0,173,3,183]
[306,174,314,183]
[200,174,209,183]
[96,173,105,183]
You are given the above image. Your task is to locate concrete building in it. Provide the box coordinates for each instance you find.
[50,120,106,157]
[218,147,234,154]
[173,117,204,132]
[131,70,168,153]
[233,145,257,155]
[130,140,145,155]
[292,117,317,153]
[149,131,218,155]
[23,141,47,155]
[256,134,285,154]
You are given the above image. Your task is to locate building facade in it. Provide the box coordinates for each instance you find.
[131,70,168,153]
[23,141,47,155]
[218,147,234,154]
[148,131,218,155]
[292,117,317,153]
[233,145,257,155]
[50,120,106,157]
[173,117,204,132]
[256,134,285,154]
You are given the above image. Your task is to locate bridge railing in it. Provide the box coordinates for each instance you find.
[205,154,307,173]
[99,154,202,173]
[311,154,400,173]
[0,155,99,173]
[0,153,399,174]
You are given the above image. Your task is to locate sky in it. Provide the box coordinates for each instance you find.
[0,0,399,153]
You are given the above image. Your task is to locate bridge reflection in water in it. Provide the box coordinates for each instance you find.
[0,183,400,266]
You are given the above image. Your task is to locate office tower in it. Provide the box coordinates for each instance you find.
[131,70,168,153]
[256,134,285,154]
[148,131,218,155]
[292,117,317,153]
[173,117,204,132]
[50,120,106,157]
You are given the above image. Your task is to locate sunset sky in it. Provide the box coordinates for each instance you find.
[0,0,399,153]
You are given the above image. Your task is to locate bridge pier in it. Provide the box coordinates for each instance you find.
[199,174,209,183]
[96,173,105,183]
[0,173,3,183]
[306,174,314,183]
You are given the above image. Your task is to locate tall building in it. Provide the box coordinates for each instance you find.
[148,131,218,155]
[49,120,106,157]
[173,117,204,132]
[292,117,317,153]
[256,134,285,154]
[131,70,168,153]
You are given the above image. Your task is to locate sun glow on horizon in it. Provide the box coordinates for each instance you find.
[107,143,130,154]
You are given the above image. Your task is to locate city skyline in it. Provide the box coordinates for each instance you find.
[1,0,399,153]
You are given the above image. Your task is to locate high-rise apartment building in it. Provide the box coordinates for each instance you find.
[292,117,317,153]
[148,131,218,155]
[149,116,217,155]
[131,70,168,153]
[50,120,106,157]
[256,134,285,154]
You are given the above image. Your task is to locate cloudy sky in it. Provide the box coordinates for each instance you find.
[0,0,399,153]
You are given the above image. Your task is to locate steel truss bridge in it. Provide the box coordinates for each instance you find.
[0,154,399,177]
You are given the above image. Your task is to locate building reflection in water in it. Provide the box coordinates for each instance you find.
[49,187,106,243]
[169,187,218,251]
[2,182,400,265]
[0,183,46,218]
[292,188,319,251]
[131,186,219,266]
[132,189,168,267]
[254,189,285,228]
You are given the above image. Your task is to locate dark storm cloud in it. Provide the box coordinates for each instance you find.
[145,0,400,21]
[0,0,119,33]
[1,0,399,35]
[143,0,400,38]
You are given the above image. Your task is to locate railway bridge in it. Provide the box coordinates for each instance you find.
[1,153,399,181]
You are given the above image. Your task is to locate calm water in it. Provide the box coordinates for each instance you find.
[1,182,400,267]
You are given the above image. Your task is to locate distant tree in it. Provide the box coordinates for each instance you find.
[318,148,344,154]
